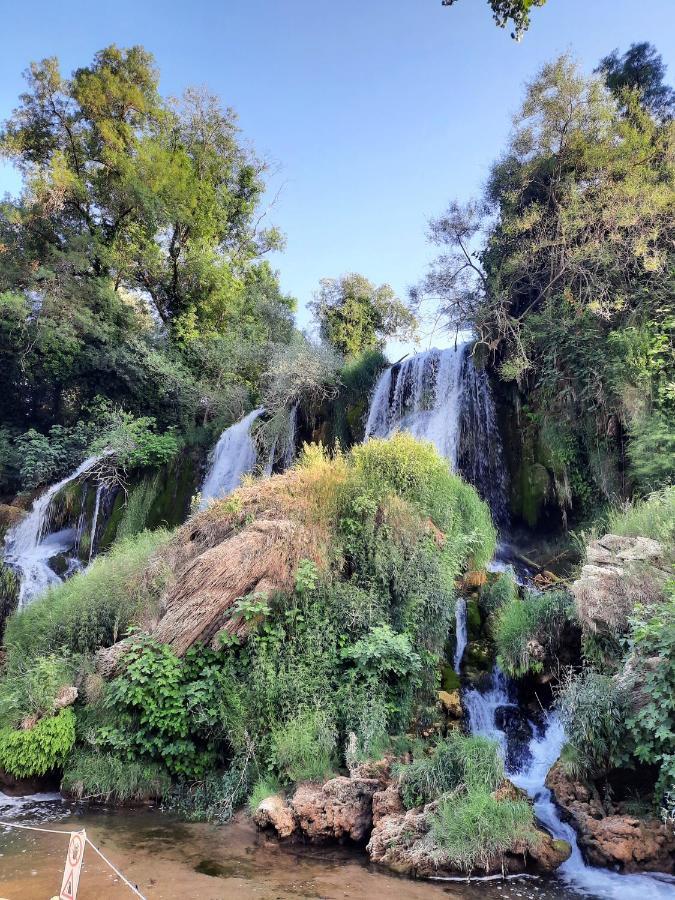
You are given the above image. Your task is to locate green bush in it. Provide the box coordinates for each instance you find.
[116,475,161,539]
[556,670,629,777]
[0,654,76,728]
[479,570,518,616]
[3,530,170,663]
[493,589,572,677]
[430,790,540,872]
[271,709,336,783]
[61,751,171,802]
[0,708,76,778]
[398,733,503,809]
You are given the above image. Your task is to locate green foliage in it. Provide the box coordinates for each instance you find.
[3,530,170,663]
[597,42,675,120]
[398,734,503,809]
[493,589,572,677]
[166,759,252,824]
[556,671,629,777]
[0,709,76,778]
[430,790,539,872]
[606,487,675,546]
[341,625,421,680]
[97,638,220,778]
[310,274,416,357]
[247,776,283,814]
[61,751,171,802]
[116,475,161,540]
[441,0,547,40]
[479,571,518,616]
[624,586,675,801]
[270,710,336,783]
[0,654,75,728]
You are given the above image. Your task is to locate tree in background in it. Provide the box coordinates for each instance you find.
[441,0,547,40]
[416,51,674,512]
[310,274,417,357]
[597,42,675,121]
[0,46,294,492]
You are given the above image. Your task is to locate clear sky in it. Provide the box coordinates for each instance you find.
[1,0,673,351]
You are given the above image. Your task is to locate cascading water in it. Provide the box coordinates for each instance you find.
[365,346,466,466]
[453,597,468,672]
[462,669,675,898]
[200,408,265,507]
[365,341,508,522]
[3,456,101,608]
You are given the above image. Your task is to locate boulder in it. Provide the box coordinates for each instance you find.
[372,783,404,825]
[572,534,668,635]
[290,776,380,843]
[253,794,297,838]
[438,689,462,719]
[53,685,78,710]
[546,762,675,873]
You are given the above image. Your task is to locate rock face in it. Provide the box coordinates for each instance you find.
[546,762,675,874]
[572,534,668,635]
[254,771,571,878]
[291,777,380,843]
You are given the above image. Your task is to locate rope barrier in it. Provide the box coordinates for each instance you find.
[0,820,147,899]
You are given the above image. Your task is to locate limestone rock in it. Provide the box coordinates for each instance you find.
[253,794,297,838]
[53,685,78,710]
[546,762,675,873]
[290,776,380,843]
[372,783,404,825]
[572,534,668,635]
[438,689,462,719]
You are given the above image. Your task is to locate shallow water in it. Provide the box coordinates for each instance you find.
[0,793,598,900]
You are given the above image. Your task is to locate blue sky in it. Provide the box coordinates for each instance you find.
[1,0,673,352]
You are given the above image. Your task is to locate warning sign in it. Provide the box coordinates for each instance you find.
[59,829,86,900]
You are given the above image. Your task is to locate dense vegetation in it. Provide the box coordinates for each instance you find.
[0,436,495,813]
[416,44,674,529]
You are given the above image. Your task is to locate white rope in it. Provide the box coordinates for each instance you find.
[0,820,147,899]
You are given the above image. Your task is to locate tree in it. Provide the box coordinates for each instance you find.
[597,42,675,120]
[310,274,417,357]
[1,46,284,335]
[417,53,675,508]
[441,0,547,40]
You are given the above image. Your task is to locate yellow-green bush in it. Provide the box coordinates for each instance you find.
[0,709,75,778]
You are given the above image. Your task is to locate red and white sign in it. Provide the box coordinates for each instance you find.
[59,830,86,900]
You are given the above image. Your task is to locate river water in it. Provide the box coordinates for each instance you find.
[0,793,599,900]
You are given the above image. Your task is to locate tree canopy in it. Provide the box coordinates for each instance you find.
[441,0,547,39]
[310,274,417,357]
[597,42,675,120]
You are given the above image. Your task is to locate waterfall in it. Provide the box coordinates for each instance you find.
[462,669,675,898]
[365,346,465,466]
[456,350,510,526]
[200,408,265,507]
[88,481,105,563]
[364,341,508,521]
[453,597,467,673]
[3,456,101,608]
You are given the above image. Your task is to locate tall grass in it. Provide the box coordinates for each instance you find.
[62,750,171,802]
[430,790,539,872]
[4,530,171,663]
[607,486,675,546]
[397,733,503,809]
[493,589,572,677]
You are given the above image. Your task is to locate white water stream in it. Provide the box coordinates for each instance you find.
[200,408,265,507]
[3,455,101,608]
[365,345,466,466]
[462,668,675,899]
[453,596,468,672]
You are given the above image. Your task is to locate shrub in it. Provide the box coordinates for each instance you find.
[398,733,503,809]
[0,708,76,778]
[556,670,629,777]
[116,475,161,539]
[493,589,572,677]
[479,570,518,616]
[3,530,170,662]
[166,758,252,824]
[430,790,539,872]
[271,710,337,783]
[61,751,171,802]
[0,654,76,728]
